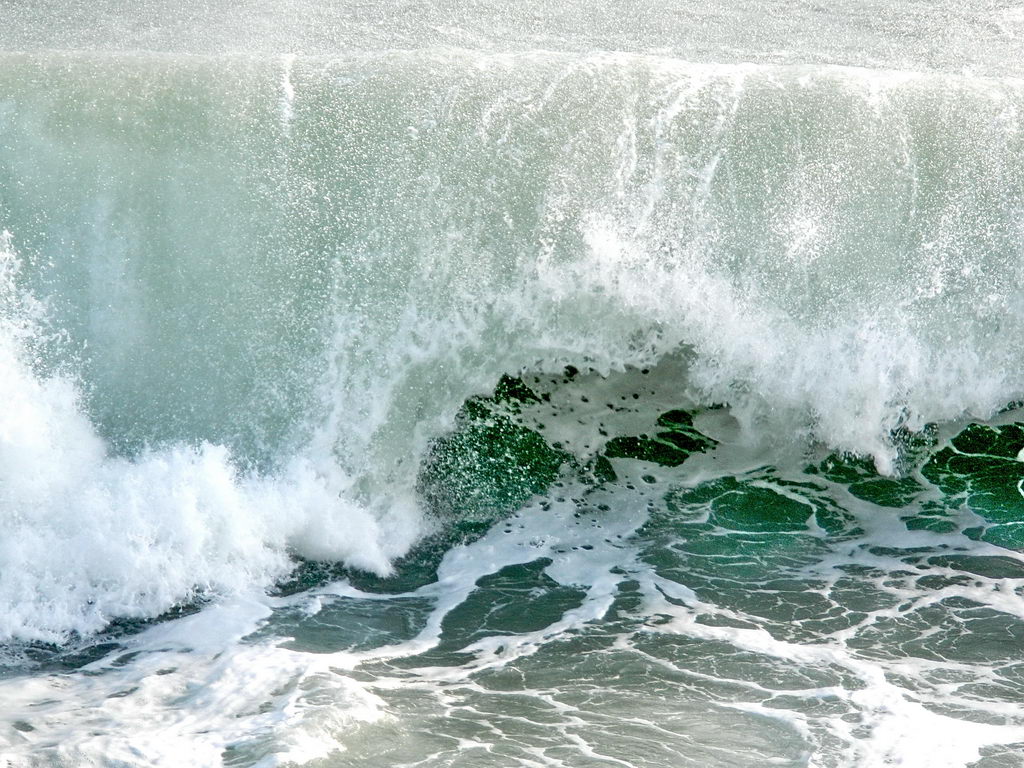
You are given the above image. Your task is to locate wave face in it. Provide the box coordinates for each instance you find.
[1,49,1023,639]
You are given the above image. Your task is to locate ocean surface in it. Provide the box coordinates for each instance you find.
[2,2,1024,766]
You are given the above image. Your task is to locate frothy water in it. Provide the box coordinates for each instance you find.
[1,2,1024,766]
[0,232,411,642]
[3,368,1024,766]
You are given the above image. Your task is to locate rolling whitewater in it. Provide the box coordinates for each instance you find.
[2,2,1024,766]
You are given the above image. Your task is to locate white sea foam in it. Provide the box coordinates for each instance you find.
[0,236,424,643]
[0,594,388,767]
[7,465,1021,767]
[0,52,1022,642]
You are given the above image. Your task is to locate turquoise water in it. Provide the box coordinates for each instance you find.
[1,3,1024,766]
